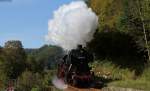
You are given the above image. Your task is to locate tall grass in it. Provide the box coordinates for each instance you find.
[90,59,135,80]
[90,59,150,90]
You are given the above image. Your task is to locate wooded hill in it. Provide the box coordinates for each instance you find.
[86,0,150,69]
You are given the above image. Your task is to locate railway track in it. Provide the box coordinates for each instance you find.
[65,85,101,91]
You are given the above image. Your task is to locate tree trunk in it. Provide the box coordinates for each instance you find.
[137,0,150,63]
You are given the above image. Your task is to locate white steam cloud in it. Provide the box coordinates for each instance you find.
[52,76,68,90]
[46,1,98,50]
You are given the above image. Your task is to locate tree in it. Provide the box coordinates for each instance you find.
[136,0,150,62]
[26,55,38,73]
[89,0,150,62]
[1,40,27,79]
[0,46,2,53]
[118,0,150,62]
[89,0,124,31]
[25,45,63,73]
[0,53,8,90]
[31,45,63,70]
[16,71,44,91]
[87,31,146,75]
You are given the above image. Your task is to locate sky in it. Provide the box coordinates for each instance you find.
[0,0,75,48]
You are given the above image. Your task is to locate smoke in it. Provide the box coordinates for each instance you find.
[46,1,98,50]
[52,76,68,90]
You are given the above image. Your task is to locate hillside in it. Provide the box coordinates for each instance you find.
[25,45,64,69]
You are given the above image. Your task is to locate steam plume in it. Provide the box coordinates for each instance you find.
[52,76,68,90]
[46,1,98,50]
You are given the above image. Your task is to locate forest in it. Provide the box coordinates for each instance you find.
[87,0,150,90]
[0,40,63,91]
[0,0,150,91]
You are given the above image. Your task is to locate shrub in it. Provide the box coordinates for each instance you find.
[90,60,135,80]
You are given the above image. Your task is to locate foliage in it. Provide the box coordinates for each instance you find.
[89,0,150,33]
[4,40,23,49]
[16,71,44,91]
[26,45,63,71]
[0,40,26,79]
[90,60,135,80]
[31,88,40,91]
[0,72,8,90]
[89,0,124,30]
[109,80,150,90]
[91,60,150,90]
[87,31,147,75]
[36,45,63,69]
[43,70,57,86]
[108,68,150,90]
[26,55,38,73]
[89,0,150,62]
[16,70,57,91]
[87,2,150,90]
[0,41,63,90]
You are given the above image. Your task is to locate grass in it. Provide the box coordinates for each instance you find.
[90,60,150,91]
[108,80,150,91]
[109,67,150,91]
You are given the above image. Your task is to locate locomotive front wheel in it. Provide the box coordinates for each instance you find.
[72,78,78,86]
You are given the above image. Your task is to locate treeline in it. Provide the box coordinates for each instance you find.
[0,40,63,90]
[85,0,150,72]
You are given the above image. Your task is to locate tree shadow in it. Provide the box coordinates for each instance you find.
[87,31,148,76]
[88,75,118,89]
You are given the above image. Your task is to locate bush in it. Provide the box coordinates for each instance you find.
[43,70,57,86]
[16,71,44,91]
[31,87,40,91]
[94,62,150,90]
[90,60,135,80]
[140,67,150,81]
[87,31,147,75]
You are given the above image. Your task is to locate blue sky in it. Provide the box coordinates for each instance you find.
[0,0,75,48]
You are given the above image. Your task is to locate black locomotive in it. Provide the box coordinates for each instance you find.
[57,45,94,87]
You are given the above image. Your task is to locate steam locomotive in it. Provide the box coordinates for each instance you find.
[57,45,94,87]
